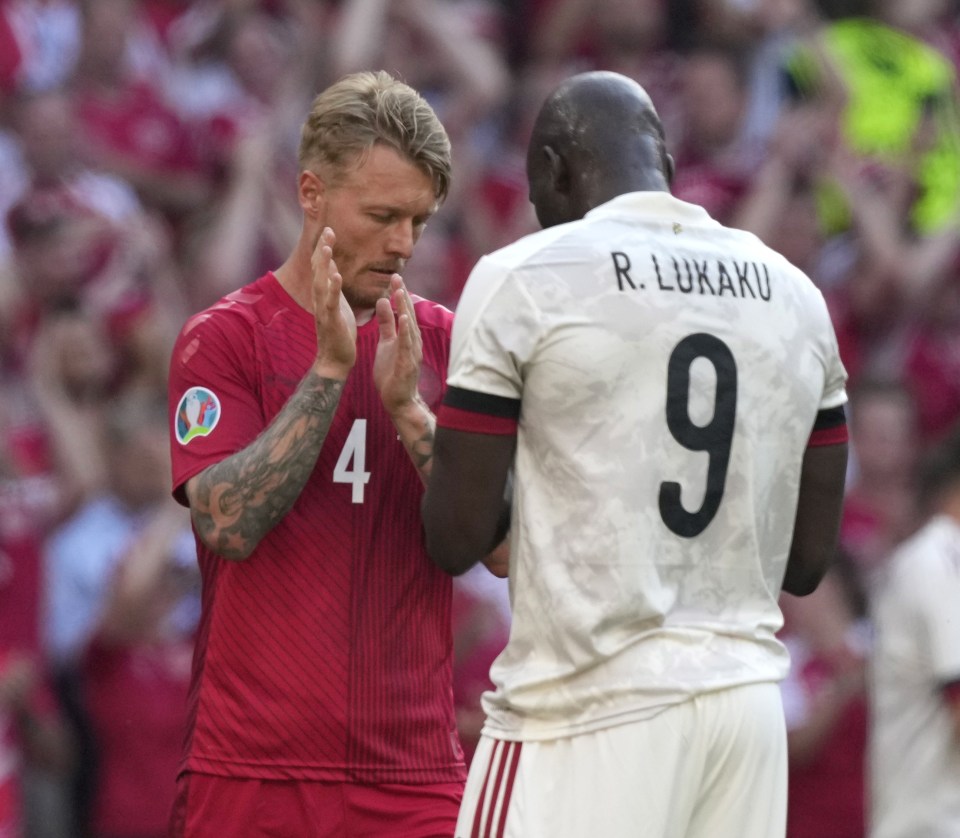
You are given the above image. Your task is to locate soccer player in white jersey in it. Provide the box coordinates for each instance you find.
[869,427,960,838]
[422,70,850,838]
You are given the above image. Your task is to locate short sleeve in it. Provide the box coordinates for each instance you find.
[446,257,542,401]
[814,288,848,412]
[921,556,960,685]
[168,309,266,504]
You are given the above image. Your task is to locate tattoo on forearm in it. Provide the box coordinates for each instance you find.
[394,401,436,486]
[190,372,344,559]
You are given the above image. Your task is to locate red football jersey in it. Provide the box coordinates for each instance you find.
[168,273,464,784]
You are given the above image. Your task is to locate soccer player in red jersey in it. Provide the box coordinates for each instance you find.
[167,71,465,836]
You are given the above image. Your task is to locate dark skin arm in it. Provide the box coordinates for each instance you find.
[422,428,516,576]
[947,686,960,743]
[782,442,849,596]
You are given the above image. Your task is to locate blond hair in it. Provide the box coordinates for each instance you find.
[298,71,452,203]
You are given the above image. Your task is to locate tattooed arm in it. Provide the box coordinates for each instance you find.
[184,372,346,559]
[185,228,357,560]
[373,276,436,484]
[390,397,436,485]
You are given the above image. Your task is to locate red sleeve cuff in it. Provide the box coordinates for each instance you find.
[809,424,849,446]
[437,404,518,435]
[808,405,848,447]
[437,386,520,435]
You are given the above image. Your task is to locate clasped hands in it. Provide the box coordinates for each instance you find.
[311,227,424,419]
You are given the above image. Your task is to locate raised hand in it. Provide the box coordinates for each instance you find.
[312,227,357,378]
[373,274,424,414]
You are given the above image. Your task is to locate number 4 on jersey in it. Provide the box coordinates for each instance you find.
[333,419,371,503]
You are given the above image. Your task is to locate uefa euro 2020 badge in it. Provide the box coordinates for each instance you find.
[175,386,221,445]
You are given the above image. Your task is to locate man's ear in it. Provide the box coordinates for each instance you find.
[544,145,570,194]
[665,152,676,187]
[298,169,325,216]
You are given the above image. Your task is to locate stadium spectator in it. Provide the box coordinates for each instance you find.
[737,0,825,156]
[670,41,754,224]
[0,650,70,838]
[0,0,81,96]
[174,3,326,309]
[900,271,960,445]
[44,384,180,837]
[0,366,73,838]
[779,552,870,838]
[455,61,563,264]
[733,97,836,280]
[4,87,189,391]
[80,523,196,838]
[329,0,511,309]
[527,0,689,143]
[70,0,214,223]
[868,423,960,838]
[5,88,144,329]
[784,0,960,236]
[840,377,920,587]
[76,398,197,838]
[875,0,960,76]
[331,0,508,141]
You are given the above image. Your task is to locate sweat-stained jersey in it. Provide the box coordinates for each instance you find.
[168,272,465,784]
[438,192,848,742]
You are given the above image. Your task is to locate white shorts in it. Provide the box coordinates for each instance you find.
[456,682,787,838]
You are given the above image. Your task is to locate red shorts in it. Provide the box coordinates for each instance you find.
[169,772,463,837]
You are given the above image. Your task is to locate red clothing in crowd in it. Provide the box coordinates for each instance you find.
[785,653,868,838]
[0,424,60,837]
[82,634,193,837]
[75,79,207,178]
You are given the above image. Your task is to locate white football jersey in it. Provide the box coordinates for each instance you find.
[447,191,848,741]
[869,515,960,838]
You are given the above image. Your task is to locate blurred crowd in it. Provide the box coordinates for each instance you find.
[0,0,958,836]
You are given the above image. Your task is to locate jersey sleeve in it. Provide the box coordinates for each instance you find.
[439,257,539,434]
[412,296,455,412]
[921,555,960,688]
[814,287,848,411]
[167,309,266,504]
[808,282,850,447]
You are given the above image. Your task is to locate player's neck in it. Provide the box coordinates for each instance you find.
[935,488,960,526]
[273,250,312,312]
[272,258,376,326]
[354,307,376,327]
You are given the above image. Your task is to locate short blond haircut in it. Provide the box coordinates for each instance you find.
[298,71,452,203]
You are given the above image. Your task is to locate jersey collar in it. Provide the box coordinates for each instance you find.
[584,191,717,226]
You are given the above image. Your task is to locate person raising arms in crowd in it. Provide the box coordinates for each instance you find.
[167,70,466,837]
[423,70,849,838]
